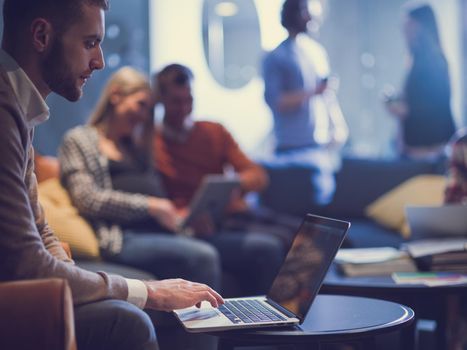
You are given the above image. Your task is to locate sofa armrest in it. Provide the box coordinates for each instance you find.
[0,278,76,350]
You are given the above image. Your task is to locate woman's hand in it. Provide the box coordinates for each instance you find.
[176,207,216,237]
[148,197,179,231]
[189,212,216,237]
[383,93,408,119]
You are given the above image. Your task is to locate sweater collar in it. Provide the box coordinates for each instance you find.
[0,49,49,128]
[161,117,195,143]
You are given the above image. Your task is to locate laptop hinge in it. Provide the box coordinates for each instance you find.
[265,298,300,321]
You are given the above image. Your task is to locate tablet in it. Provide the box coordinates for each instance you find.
[178,174,241,232]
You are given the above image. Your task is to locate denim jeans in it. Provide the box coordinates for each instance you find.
[75,299,158,350]
[108,232,222,290]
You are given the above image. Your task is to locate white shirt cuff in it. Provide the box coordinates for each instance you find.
[125,278,148,309]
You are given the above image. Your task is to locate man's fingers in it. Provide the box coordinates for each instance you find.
[184,282,224,305]
[145,278,225,311]
[193,290,219,308]
[197,284,224,305]
[207,287,224,305]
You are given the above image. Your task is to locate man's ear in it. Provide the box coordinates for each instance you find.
[30,18,53,53]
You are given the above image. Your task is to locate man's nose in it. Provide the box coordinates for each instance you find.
[91,46,105,71]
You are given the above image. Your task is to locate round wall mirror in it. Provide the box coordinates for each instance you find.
[202,0,262,89]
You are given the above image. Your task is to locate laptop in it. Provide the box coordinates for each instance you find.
[177,174,241,232]
[405,205,467,238]
[173,214,350,332]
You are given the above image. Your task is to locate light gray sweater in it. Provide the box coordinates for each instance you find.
[0,61,127,305]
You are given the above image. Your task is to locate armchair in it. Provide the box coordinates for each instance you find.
[0,278,76,350]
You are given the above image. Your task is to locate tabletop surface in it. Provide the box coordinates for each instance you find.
[323,264,467,293]
[213,294,414,342]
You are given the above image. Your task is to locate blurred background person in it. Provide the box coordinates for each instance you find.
[384,2,456,160]
[444,128,467,204]
[152,63,286,296]
[59,66,221,289]
[153,64,268,215]
[262,0,348,206]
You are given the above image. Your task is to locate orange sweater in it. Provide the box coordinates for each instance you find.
[154,121,268,210]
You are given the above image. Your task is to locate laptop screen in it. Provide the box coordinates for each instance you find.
[267,214,349,321]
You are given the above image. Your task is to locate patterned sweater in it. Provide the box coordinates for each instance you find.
[59,125,152,255]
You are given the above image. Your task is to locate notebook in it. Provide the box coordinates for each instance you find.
[405,205,467,238]
[177,174,240,232]
[173,214,350,332]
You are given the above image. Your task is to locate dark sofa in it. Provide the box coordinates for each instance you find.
[37,153,446,270]
[259,156,447,248]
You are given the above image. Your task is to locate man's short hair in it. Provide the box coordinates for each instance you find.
[3,0,109,37]
[281,0,304,30]
[154,64,194,99]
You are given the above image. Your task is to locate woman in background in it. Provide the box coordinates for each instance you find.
[385,3,456,159]
[59,66,221,288]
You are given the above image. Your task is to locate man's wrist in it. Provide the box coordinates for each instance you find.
[125,278,148,309]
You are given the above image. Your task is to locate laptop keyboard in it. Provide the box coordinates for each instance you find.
[218,299,287,324]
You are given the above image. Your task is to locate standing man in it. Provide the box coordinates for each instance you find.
[0,1,222,349]
[262,0,348,206]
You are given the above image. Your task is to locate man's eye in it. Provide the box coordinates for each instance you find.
[85,41,97,49]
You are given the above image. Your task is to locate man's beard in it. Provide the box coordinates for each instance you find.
[42,38,83,102]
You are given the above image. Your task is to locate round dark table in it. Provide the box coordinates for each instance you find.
[322,265,467,349]
[213,295,415,350]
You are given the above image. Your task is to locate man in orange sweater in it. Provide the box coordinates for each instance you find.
[152,64,286,296]
[153,64,268,213]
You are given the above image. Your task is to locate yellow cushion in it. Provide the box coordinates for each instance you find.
[365,175,446,238]
[38,179,100,259]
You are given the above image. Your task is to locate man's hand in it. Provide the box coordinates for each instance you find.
[314,77,328,95]
[143,279,224,312]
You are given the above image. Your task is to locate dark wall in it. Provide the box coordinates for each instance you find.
[0,0,150,156]
[463,0,467,126]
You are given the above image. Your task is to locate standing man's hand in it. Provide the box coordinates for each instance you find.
[314,77,328,95]
[144,279,224,311]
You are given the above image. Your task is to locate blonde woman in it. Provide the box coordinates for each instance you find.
[59,66,221,288]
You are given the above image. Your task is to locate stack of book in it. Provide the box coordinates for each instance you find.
[392,272,467,286]
[335,247,417,277]
[403,239,467,273]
